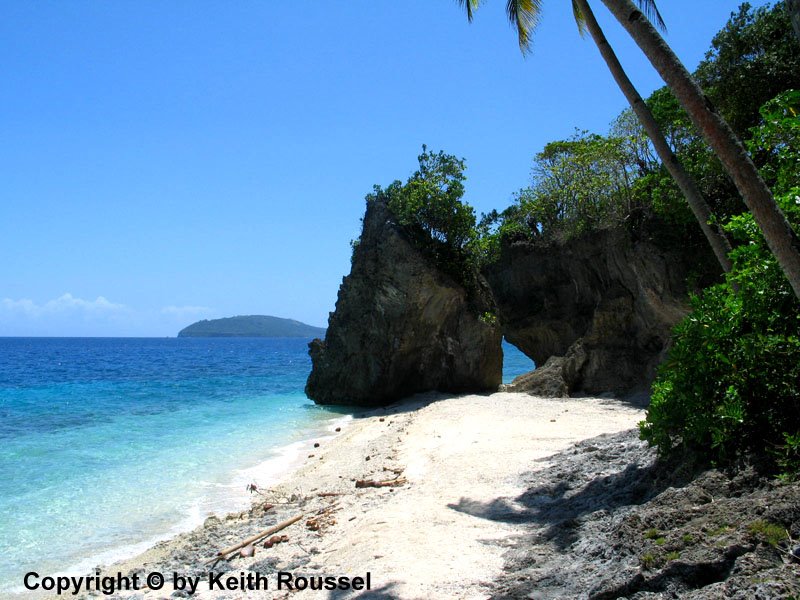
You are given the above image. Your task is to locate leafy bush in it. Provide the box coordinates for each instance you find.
[694,3,800,138]
[639,230,800,470]
[747,89,800,192]
[747,520,789,547]
[640,92,800,475]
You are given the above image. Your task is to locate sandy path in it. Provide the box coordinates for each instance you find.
[82,392,644,600]
[289,393,644,599]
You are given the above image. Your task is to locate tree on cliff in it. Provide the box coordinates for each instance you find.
[461,0,732,271]
[366,146,479,283]
[456,0,800,299]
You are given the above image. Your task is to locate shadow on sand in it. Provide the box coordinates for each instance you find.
[446,430,687,552]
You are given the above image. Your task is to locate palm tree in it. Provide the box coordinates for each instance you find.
[572,0,733,273]
[458,0,800,299]
[601,0,800,298]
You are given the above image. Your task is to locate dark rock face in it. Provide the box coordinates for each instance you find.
[305,199,502,406]
[486,226,711,396]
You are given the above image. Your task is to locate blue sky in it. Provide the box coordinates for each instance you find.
[0,0,769,336]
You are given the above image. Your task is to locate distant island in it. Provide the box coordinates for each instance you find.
[178,315,326,338]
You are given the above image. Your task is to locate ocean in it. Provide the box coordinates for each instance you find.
[0,337,533,593]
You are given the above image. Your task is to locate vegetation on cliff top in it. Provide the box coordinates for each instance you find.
[365,146,481,287]
[458,0,800,299]
[478,3,800,255]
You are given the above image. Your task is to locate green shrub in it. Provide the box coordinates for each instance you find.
[777,432,800,480]
[640,93,800,475]
[707,524,732,537]
[640,552,657,569]
[479,312,498,326]
[640,187,800,472]
[747,90,800,193]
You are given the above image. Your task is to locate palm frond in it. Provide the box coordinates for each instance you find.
[506,0,543,53]
[456,0,481,22]
[571,0,586,37]
[635,0,667,32]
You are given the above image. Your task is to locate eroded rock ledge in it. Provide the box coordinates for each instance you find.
[486,225,713,396]
[305,199,502,406]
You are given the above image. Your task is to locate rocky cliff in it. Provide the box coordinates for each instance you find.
[305,199,502,406]
[485,224,715,396]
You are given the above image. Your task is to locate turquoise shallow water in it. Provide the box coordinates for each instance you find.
[0,337,533,591]
[502,340,536,384]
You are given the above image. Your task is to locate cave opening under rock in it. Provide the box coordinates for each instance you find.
[501,338,535,384]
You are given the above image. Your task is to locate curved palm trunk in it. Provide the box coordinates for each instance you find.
[599,0,800,299]
[574,0,733,273]
[788,0,800,44]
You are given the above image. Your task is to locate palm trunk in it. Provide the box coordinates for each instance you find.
[575,0,733,274]
[788,0,800,44]
[599,0,800,299]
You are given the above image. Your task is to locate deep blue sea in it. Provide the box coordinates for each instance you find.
[0,337,533,592]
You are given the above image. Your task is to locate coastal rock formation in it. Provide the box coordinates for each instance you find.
[487,225,715,396]
[505,342,587,398]
[306,199,502,406]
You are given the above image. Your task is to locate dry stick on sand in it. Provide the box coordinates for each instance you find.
[204,513,304,564]
[355,477,407,488]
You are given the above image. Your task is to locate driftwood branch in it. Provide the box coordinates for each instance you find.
[355,477,407,488]
[205,513,304,564]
